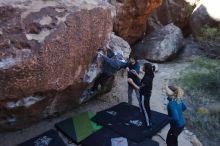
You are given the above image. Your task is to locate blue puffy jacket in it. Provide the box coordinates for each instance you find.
[102,56,128,76]
[167,96,187,128]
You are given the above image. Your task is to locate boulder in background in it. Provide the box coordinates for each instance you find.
[134,23,184,62]
[148,0,196,34]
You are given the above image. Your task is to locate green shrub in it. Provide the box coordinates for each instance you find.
[185,3,195,16]
[198,27,220,46]
[177,58,220,146]
[180,58,220,94]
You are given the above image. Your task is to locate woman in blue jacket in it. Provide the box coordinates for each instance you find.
[165,85,187,146]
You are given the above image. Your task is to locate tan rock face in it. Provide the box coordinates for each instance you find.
[110,0,162,44]
[0,0,113,130]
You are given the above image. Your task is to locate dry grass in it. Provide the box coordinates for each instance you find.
[176,58,220,146]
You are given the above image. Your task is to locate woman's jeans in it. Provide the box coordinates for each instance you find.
[127,84,141,109]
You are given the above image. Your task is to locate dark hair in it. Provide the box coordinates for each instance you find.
[129,55,137,61]
[143,63,154,77]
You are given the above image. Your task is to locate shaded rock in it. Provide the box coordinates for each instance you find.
[109,0,162,44]
[148,0,195,33]
[134,23,184,62]
[190,0,220,58]
[0,0,113,131]
[190,0,220,36]
[178,36,205,61]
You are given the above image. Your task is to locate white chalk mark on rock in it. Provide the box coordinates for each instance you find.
[6,95,45,109]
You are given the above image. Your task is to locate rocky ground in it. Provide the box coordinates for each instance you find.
[0,59,202,146]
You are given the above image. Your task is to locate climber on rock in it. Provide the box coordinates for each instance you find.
[90,48,128,93]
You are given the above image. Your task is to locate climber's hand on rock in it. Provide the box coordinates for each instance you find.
[97,51,104,56]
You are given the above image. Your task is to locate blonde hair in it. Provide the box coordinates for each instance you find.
[168,86,184,101]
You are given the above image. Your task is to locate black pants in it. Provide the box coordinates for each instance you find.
[91,73,112,91]
[166,125,184,146]
[140,93,151,126]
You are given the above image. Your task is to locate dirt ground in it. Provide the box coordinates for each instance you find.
[0,61,200,146]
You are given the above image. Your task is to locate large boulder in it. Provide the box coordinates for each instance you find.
[109,0,162,44]
[0,0,113,131]
[148,0,198,33]
[190,0,220,36]
[190,0,220,58]
[134,23,184,62]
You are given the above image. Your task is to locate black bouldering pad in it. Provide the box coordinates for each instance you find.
[55,111,102,144]
[82,128,159,146]
[17,129,66,146]
[92,102,169,142]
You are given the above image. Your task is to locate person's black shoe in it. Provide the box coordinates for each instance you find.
[145,122,153,129]
[146,124,153,130]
